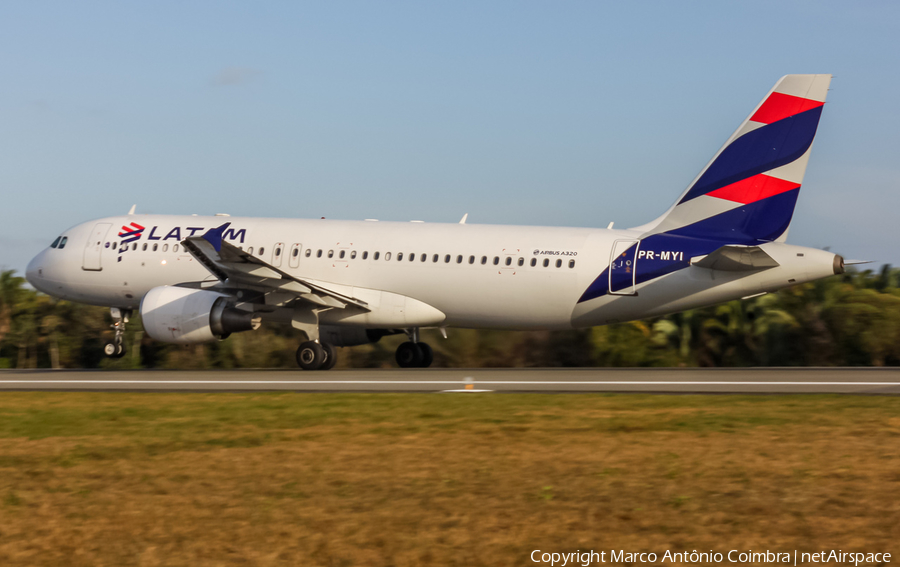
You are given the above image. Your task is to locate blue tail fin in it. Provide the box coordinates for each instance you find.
[638,74,831,243]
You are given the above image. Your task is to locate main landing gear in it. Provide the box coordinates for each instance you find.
[104,307,131,359]
[395,328,433,368]
[395,341,433,368]
[293,328,434,370]
[296,340,337,371]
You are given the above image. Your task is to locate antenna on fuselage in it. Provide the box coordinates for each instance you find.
[128,204,136,215]
[459,213,468,224]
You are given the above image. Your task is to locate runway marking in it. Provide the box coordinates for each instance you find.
[1,380,899,386]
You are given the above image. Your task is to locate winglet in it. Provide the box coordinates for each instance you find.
[201,222,231,252]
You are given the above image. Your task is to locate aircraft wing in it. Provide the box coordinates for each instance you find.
[691,245,780,272]
[181,223,368,310]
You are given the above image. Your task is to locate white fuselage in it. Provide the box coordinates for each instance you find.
[26,214,839,331]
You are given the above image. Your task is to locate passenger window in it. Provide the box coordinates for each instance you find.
[293,248,299,257]
[517,257,524,266]
[409,253,415,262]
[420,253,426,262]
[543,259,549,267]
[317,249,323,258]
[248,247,254,255]
[153,244,159,252]
[385,252,391,260]
[59,237,67,249]
[432,254,438,263]
[456,255,463,264]
[132,243,137,251]
[363,251,368,260]
[505,257,512,266]
[468,256,475,264]
[327,250,333,258]
[305,249,312,257]
[374,251,381,260]
[51,237,61,248]
[351,250,357,259]
[275,247,282,257]
[259,247,265,255]
[444,254,450,263]
[143,243,148,251]
[339,250,345,259]
[569,259,576,268]
[530,258,536,267]
[481,256,487,265]
[556,259,562,268]
[397,252,403,261]
[163,244,169,252]
[105,242,110,248]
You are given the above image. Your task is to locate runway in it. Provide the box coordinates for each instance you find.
[1,367,899,393]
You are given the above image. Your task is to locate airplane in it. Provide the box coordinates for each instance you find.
[26,74,845,370]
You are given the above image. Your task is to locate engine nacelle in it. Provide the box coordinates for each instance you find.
[141,286,261,344]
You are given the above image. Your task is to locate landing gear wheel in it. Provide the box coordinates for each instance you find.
[396,341,424,368]
[321,342,338,370]
[105,307,131,359]
[104,341,127,358]
[418,342,433,368]
[296,341,326,370]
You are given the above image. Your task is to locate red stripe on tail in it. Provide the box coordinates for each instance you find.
[750,92,823,124]
[706,174,799,204]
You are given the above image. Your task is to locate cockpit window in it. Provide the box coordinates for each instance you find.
[51,237,61,248]
[58,237,67,249]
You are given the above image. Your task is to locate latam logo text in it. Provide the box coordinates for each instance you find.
[637,250,684,261]
[119,226,247,244]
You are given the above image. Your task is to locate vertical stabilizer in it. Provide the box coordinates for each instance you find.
[637,74,831,243]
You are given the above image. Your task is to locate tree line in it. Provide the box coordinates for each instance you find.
[2,266,899,369]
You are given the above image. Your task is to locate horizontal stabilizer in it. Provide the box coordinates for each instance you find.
[692,245,779,272]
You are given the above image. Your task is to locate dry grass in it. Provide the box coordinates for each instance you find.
[0,393,898,566]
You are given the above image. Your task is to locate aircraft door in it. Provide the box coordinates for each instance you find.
[272,242,285,267]
[288,243,302,268]
[82,222,112,271]
[608,239,639,295]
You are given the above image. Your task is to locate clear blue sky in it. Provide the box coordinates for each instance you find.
[2,1,898,274]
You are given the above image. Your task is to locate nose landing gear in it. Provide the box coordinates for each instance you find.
[104,307,131,359]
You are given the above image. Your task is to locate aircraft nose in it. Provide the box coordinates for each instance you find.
[25,249,47,288]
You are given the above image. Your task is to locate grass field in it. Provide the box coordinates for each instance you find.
[0,393,898,566]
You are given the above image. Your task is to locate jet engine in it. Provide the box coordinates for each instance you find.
[140,286,261,344]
